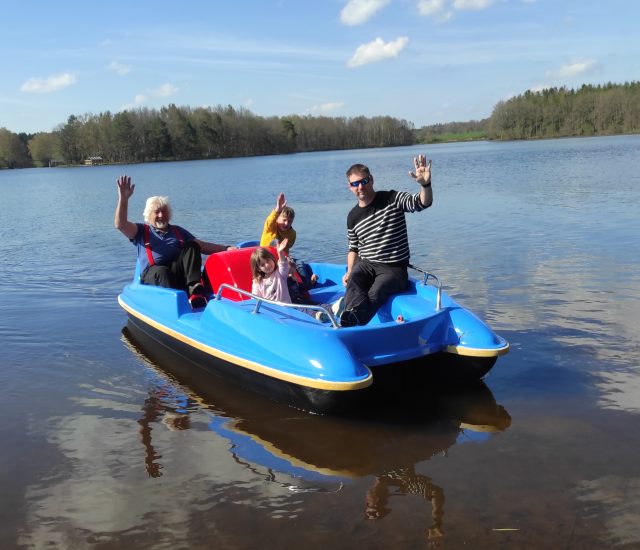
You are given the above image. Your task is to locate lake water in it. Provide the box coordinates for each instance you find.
[2,136,639,549]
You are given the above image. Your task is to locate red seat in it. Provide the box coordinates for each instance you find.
[204,246,276,301]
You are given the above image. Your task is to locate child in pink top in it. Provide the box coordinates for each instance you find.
[250,239,292,303]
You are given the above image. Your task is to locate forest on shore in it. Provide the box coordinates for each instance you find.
[1,81,639,169]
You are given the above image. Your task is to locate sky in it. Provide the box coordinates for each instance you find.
[1,0,639,135]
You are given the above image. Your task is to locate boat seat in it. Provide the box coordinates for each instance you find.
[377,293,431,322]
[204,246,276,302]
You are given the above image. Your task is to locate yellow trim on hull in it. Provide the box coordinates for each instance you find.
[118,296,372,391]
[445,342,510,357]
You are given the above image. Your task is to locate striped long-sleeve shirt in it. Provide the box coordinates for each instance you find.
[347,190,426,266]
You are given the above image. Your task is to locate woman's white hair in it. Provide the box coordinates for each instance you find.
[143,196,172,224]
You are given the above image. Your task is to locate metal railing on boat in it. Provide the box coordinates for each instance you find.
[215,284,341,328]
[408,264,442,311]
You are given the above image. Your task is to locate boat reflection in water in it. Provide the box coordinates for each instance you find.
[122,323,511,543]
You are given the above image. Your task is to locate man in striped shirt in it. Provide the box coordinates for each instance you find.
[340,155,433,326]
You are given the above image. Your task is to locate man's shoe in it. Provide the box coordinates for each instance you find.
[189,282,206,295]
[339,308,359,327]
[189,293,208,309]
[331,296,346,318]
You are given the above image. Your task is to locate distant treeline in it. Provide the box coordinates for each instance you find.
[416,82,640,143]
[487,81,640,140]
[1,81,639,169]
[0,106,414,168]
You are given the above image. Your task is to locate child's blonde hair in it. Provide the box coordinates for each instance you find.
[279,206,295,222]
[250,247,277,282]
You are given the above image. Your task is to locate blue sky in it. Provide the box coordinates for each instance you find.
[1,0,638,134]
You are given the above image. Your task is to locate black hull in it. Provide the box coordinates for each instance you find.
[371,352,497,383]
[125,315,366,414]
[125,313,498,415]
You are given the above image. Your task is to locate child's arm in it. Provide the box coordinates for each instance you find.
[276,238,289,261]
[259,193,287,247]
[276,238,290,278]
[251,279,262,297]
[275,193,287,213]
[259,211,278,246]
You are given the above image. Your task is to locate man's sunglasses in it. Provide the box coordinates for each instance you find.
[349,176,370,187]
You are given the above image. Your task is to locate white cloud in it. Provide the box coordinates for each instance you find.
[20,72,77,93]
[119,94,146,111]
[108,61,131,76]
[120,84,178,111]
[153,83,178,97]
[347,36,409,67]
[418,0,494,18]
[547,59,597,78]
[307,101,345,114]
[341,0,390,26]
[417,0,446,16]
[453,0,495,9]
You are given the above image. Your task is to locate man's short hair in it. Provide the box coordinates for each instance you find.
[346,163,372,179]
[143,196,172,224]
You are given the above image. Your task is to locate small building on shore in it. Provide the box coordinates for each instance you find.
[84,156,103,166]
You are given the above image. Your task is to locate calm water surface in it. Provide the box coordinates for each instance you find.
[1,136,639,549]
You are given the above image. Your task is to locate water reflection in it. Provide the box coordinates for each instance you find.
[574,475,640,547]
[122,323,511,544]
[365,466,444,546]
[595,368,640,414]
[137,384,195,478]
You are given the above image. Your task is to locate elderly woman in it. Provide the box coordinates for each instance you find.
[114,175,233,308]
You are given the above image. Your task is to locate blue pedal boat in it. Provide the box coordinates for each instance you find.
[118,245,509,413]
